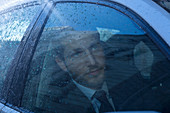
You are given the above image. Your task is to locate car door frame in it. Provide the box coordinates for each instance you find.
[0,0,49,108]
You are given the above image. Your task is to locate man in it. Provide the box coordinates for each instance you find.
[35,30,170,113]
[52,31,116,113]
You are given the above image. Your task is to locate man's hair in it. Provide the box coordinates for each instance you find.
[41,26,74,61]
[50,30,100,61]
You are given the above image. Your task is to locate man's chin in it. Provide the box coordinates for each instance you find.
[77,78,104,90]
[86,78,104,89]
[87,81,103,90]
[86,73,104,89]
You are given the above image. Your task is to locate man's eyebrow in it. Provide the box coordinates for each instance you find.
[73,48,83,52]
[89,41,100,48]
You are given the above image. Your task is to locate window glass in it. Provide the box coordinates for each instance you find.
[0,5,40,93]
[22,2,170,113]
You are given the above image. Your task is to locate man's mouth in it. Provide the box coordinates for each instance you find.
[87,67,104,77]
[89,69,100,75]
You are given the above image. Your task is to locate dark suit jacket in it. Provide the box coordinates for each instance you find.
[34,80,96,113]
[29,35,170,113]
[110,73,170,113]
[109,60,170,113]
[34,69,170,113]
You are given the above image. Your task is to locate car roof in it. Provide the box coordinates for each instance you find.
[111,0,170,46]
[0,0,170,46]
[0,0,43,12]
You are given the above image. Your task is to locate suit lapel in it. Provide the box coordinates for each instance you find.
[62,82,95,113]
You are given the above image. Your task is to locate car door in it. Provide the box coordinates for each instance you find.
[1,0,170,113]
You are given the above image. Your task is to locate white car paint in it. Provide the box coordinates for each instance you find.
[0,0,42,11]
[111,0,170,46]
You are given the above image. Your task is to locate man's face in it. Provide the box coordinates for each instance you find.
[60,32,105,90]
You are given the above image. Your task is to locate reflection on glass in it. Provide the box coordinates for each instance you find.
[22,2,170,113]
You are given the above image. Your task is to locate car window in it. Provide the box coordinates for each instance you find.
[21,2,170,113]
[0,5,40,94]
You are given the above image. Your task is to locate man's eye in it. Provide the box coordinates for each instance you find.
[91,44,100,51]
[71,51,83,58]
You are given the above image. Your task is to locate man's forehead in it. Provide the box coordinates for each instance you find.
[58,31,99,44]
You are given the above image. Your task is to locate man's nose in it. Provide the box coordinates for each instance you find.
[86,50,96,65]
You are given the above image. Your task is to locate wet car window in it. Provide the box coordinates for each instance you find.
[0,5,40,94]
[21,2,170,113]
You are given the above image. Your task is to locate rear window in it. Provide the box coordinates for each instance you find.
[0,4,40,95]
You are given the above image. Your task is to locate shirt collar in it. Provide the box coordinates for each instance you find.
[72,80,109,100]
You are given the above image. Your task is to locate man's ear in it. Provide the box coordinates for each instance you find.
[55,56,67,72]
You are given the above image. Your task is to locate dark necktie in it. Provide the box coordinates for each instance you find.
[92,90,113,113]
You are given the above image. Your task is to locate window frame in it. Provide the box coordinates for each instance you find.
[0,1,47,111]
[1,0,169,112]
